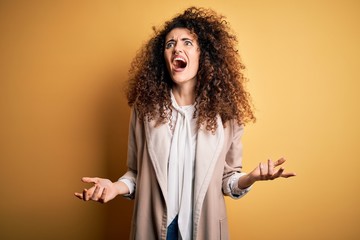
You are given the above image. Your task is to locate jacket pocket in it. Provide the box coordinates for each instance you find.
[219,217,229,240]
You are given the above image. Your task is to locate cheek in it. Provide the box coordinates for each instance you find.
[194,49,200,67]
[194,53,200,70]
[164,53,171,68]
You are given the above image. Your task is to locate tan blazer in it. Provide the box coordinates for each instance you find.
[121,109,245,240]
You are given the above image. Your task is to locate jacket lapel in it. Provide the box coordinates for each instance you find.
[144,120,171,203]
[193,116,224,213]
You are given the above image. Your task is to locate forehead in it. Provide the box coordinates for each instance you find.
[165,27,197,41]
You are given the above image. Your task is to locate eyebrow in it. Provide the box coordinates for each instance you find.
[165,37,193,44]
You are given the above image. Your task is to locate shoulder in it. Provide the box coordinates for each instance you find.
[223,119,244,140]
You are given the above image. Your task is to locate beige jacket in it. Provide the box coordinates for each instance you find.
[120,109,245,240]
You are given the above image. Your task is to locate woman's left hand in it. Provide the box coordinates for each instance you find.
[249,158,296,181]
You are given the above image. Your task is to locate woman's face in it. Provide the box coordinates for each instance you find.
[164,28,200,88]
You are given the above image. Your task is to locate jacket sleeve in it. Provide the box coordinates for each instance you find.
[118,108,138,199]
[222,121,252,199]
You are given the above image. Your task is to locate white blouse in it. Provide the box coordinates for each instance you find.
[166,91,197,240]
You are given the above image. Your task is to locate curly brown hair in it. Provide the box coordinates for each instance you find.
[126,7,255,132]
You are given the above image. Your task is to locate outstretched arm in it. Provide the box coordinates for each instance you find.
[74,177,130,203]
[238,158,296,189]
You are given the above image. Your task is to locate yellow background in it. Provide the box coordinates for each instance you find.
[1,0,359,239]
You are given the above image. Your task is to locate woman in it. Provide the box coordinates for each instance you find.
[75,7,295,240]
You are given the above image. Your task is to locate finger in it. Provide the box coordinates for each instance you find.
[82,177,99,184]
[259,163,264,180]
[74,192,83,200]
[272,167,285,179]
[99,188,107,203]
[268,159,274,177]
[83,188,89,201]
[91,185,101,201]
[281,172,297,178]
[273,158,286,167]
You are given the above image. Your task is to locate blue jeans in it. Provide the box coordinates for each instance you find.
[166,215,179,240]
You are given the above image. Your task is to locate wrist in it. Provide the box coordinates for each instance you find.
[114,181,130,195]
[238,173,256,189]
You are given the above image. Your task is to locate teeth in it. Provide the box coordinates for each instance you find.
[174,57,186,62]
[173,56,187,68]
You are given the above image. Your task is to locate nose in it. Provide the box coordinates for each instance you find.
[173,42,182,54]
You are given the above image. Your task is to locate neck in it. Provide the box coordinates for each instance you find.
[172,85,195,106]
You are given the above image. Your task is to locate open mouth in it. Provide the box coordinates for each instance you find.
[173,57,187,69]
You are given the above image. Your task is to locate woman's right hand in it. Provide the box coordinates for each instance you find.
[74,177,130,203]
